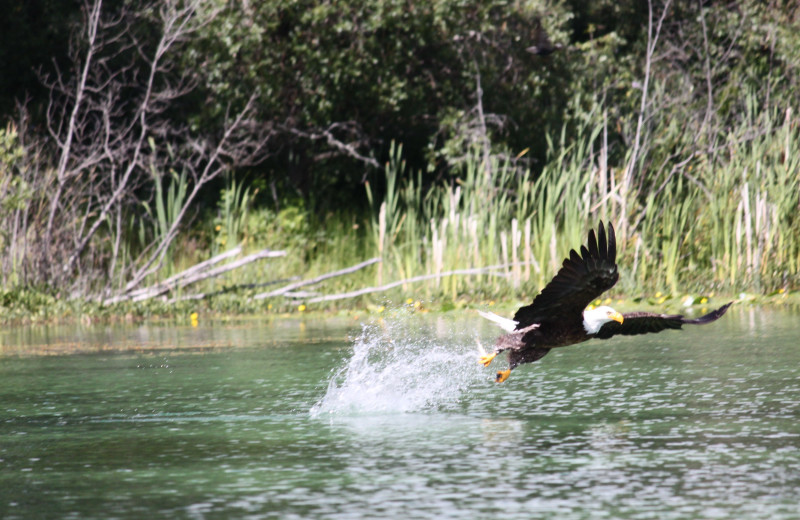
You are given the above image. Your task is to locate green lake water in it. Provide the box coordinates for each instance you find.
[1,307,798,519]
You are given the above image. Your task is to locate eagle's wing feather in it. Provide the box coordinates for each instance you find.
[513,222,619,328]
[593,302,733,339]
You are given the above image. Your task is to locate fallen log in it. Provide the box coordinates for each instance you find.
[104,247,286,304]
[121,247,243,302]
[165,276,303,303]
[253,257,381,300]
[305,265,512,303]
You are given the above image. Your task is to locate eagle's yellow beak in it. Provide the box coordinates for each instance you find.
[610,311,624,324]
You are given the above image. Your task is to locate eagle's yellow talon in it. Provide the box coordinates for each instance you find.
[479,352,497,367]
[495,370,511,383]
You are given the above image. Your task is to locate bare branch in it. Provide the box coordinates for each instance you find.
[253,257,382,300]
[304,264,516,304]
[620,0,672,239]
[31,0,276,297]
[45,0,105,250]
[697,2,715,145]
[62,0,200,277]
[123,93,272,292]
[105,247,286,304]
[287,122,379,169]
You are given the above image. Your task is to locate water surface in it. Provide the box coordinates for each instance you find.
[1,307,798,519]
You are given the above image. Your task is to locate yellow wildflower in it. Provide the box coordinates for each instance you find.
[298,304,306,312]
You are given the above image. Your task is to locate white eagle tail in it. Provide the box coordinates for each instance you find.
[477,310,518,332]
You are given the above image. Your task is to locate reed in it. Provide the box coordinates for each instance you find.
[80,95,800,308]
[358,95,800,301]
[215,173,254,253]
[700,105,800,291]
[137,167,189,280]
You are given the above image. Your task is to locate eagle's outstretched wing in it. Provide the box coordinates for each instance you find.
[593,302,733,339]
[513,222,619,328]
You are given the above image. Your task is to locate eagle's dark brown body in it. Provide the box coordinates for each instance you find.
[481,222,733,382]
[496,318,590,369]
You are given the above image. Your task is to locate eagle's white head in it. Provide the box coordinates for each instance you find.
[583,305,624,334]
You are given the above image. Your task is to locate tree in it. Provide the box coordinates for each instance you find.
[190,0,582,209]
[34,0,272,295]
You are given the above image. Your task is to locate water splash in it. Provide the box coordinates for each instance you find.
[310,317,486,416]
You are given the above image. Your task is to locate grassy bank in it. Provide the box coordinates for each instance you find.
[4,1,800,325]
[0,284,796,327]
[294,99,800,311]
[3,97,800,324]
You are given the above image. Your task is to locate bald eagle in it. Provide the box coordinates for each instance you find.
[479,222,732,382]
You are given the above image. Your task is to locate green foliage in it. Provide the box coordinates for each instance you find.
[0,124,30,213]
[4,0,800,320]
[355,87,800,302]
[178,0,800,218]
[0,287,58,321]
[0,124,37,286]
[189,0,583,206]
[139,167,189,274]
[213,173,255,251]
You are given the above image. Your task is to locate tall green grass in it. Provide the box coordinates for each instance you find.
[86,95,800,310]
[701,106,800,292]
[357,99,799,303]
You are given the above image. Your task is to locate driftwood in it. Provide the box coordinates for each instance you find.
[104,247,242,304]
[166,286,319,304]
[253,257,381,300]
[105,247,286,304]
[305,265,512,303]
[282,290,322,298]
[126,247,242,300]
[165,275,303,303]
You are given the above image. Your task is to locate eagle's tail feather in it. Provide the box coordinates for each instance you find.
[477,310,518,332]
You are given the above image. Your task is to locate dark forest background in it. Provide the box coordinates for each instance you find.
[0,0,798,312]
